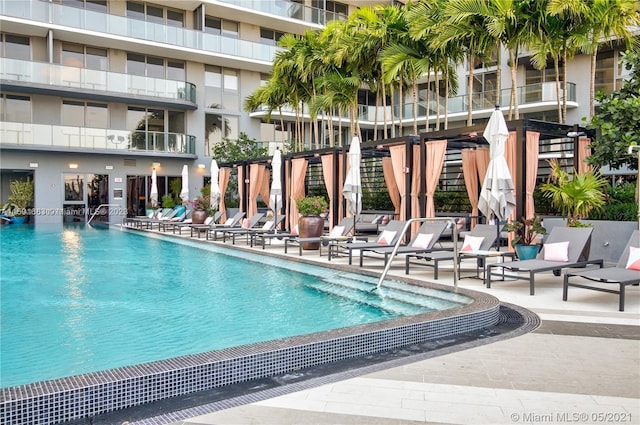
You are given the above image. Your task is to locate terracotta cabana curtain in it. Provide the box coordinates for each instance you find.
[389,145,407,221]
[248,163,264,218]
[578,136,592,174]
[461,149,479,227]
[476,147,490,187]
[382,157,400,218]
[321,154,343,230]
[218,167,230,222]
[525,131,540,220]
[289,158,308,231]
[410,145,422,236]
[425,140,447,218]
[237,166,245,213]
[505,131,517,250]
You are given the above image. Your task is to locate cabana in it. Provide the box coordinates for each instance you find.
[217,119,588,235]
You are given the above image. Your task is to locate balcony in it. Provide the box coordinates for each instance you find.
[217,0,347,26]
[1,58,197,109]
[0,0,277,69]
[0,122,197,157]
[250,82,578,125]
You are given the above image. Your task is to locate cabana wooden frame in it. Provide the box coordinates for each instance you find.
[218,120,589,233]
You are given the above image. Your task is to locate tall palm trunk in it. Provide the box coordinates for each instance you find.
[508,49,519,120]
[434,69,440,132]
[562,49,568,124]
[554,58,562,123]
[398,76,404,136]
[444,68,450,130]
[412,76,418,135]
[467,54,474,126]
[382,82,389,139]
[589,49,597,120]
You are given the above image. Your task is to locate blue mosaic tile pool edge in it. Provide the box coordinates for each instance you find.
[0,291,499,425]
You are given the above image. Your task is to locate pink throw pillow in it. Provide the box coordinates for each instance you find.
[625,246,640,270]
[543,241,569,262]
[291,224,298,236]
[242,218,250,229]
[377,230,396,245]
[461,235,484,252]
[411,233,433,249]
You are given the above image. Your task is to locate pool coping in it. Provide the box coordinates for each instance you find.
[1,227,504,425]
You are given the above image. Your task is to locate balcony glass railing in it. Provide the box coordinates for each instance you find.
[0,0,277,63]
[217,0,347,26]
[252,81,577,123]
[1,58,196,103]
[0,122,196,155]
[390,82,577,121]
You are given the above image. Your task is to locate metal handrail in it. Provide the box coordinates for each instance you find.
[375,217,459,290]
[87,203,118,224]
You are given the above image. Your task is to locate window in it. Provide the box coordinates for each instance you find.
[126,1,182,26]
[205,113,238,155]
[2,34,30,60]
[3,95,31,122]
[126,53,182,79]
[60,0,107,12]
[595,51,615,95]
[61,43,108,70]
[204,16,239,38]
[205,66,240,110]
[62,101,108,128]
[260,28,284,46]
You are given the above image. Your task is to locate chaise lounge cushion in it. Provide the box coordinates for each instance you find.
[625,246,640,270]
[543,241,570,262]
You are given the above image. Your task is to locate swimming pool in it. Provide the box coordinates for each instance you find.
[0,224,500,425]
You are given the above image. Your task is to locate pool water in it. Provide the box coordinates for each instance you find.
[0,224,470,389]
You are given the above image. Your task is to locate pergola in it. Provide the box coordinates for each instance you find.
[216,119,589,232]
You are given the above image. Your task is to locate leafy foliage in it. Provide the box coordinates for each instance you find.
[211,132,268,164]
[297,196,328,216]
[504,215,547,247]
[586,50,640,170]
[540,159,608,226]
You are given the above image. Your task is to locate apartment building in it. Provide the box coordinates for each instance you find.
[0,0,630,224]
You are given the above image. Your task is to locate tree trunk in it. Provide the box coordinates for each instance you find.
[467,54,474,126]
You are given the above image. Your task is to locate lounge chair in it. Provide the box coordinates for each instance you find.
[563,230,640,311]
[405,224,506,280]
[221,214,285,245]
[486,226,602,295]
[209,212,264,242]
[170,210,223,235]
[357,220,449,267]
[327,220,406,264]
[284,217,355,256]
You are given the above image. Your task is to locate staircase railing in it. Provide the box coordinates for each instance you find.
[87,204,118,224]
[375,217,459,290]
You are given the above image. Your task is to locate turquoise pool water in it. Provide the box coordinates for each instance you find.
[0,224,470,389]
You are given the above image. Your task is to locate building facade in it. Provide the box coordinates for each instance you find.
[0,0,631,224]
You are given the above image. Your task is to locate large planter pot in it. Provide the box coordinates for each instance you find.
[514,244,539,260]
[298,215,325,250]
[192,209,208,225]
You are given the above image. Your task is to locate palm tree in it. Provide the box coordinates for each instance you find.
[434,0,496,126]
[541,158,608,226]
[549,0,640,120]
[406,0,461,130]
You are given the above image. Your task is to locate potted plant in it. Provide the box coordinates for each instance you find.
[504,215,547,260]
[296,196,328,249]
[191,195,214,224]
[7,178,34,224]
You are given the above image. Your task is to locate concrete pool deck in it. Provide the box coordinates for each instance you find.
[138,229,639,425]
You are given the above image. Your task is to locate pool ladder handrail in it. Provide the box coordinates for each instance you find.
[87,203,118,224]
[376,217,459,290]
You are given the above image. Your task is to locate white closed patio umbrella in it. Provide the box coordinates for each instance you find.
[179,164,189,204]
[269,148,282,231]
[210,159,221,211]
[478,107,516,222]
[150,168,158,208]
[343,134,362,236]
